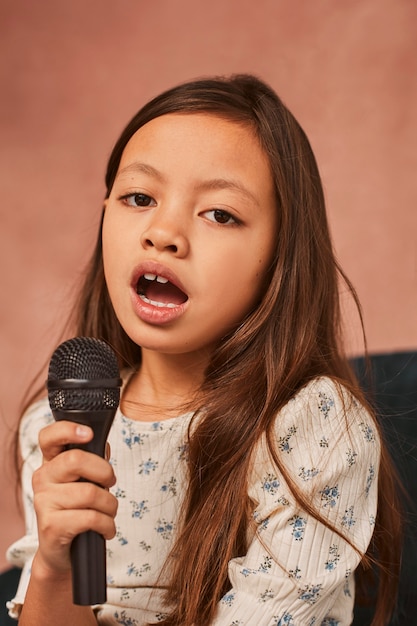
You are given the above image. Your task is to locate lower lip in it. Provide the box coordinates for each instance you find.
[130,290,188,325]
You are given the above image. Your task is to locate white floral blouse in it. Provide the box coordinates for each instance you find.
[6,376,379,625]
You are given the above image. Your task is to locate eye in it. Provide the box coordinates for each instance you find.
[204,209,239,225]
[120,192,156,208]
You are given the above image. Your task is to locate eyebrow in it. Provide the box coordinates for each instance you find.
[194,178,259,207]
[116,161,259,206]
[117,161,165,181]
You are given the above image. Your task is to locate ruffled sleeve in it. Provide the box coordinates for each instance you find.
[5,398,53,619]
[211,378,380,625]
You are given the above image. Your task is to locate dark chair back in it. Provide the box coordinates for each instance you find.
[352,351,417,625]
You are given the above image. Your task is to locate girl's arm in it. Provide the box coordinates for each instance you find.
[17,419,118,626]
[19,554,97,626]
[210,378,379,624]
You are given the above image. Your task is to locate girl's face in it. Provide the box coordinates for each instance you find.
[103,112,277,361]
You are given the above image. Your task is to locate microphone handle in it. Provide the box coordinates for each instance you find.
[53,408,117,605]
[71,529,106,605]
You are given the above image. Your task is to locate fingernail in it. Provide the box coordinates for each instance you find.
[76,425,92,439]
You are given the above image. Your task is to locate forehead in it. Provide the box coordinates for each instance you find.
[126,111,258,142]
[116,113,275,203]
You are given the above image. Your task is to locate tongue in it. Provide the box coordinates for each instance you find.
[146,281,187,305]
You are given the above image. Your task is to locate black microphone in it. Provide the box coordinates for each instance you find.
[47,337,121,606]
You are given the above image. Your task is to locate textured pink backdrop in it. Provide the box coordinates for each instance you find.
[1,0,416,570]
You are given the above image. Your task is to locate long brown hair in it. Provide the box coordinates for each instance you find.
[54,75,401,624]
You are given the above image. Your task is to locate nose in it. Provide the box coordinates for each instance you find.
[140,210,190,257]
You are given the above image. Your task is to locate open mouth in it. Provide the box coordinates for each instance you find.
[136,273,188,308]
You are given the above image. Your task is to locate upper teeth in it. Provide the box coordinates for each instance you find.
[143,273,169,284]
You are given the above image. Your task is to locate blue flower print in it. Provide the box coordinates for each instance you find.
[161,476,177,496]
[120,588,131,602]
[258,555,273,573]
[319,436,329,448]
[258,516,270,532]
[177,443,189,461]
[289,565,302,580]
[138,458,159,475]
[344,569,352,597]
[324,544,340,571]
[155,518,175,540]
[359,422,375,442]
[322,620,340,626]
[289,514,307,541]
[346,448,358,467]
[298,467,320,481]
[120,418,148,449]
[318,391,335,418]
[341,505,356,529]
[221,591,236,607]
[298,583,322,605]
[114,487,126,499]
[277,495,290,506]
[113,610,139,625]
[365,464,376,497]
[320,484,340,508]
[126,562,151,577]
[259,588,276,602]
[240,555,272,578]
[115,528,128,546]
[151,422,163,431]
[261,472,280,495]
[121,430,144,448]
[274,614,295,626]
[278,425,297,454]
[126,563,138,577]
[130,499,149,519]
[240,567,255,577]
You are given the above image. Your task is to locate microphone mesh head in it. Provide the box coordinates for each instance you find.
[48,337,120,412]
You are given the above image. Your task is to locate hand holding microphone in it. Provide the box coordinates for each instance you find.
[46,337,121,605]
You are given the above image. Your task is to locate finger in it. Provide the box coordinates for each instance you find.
[34,449,116,489]
[39,421,93,461]
[37,507,117,543]
[36,481,118,517]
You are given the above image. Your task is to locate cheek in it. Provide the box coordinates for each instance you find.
[244,244,276,306]
[102,211,125,265]
[101,213,124,289]
[219,250,274,314]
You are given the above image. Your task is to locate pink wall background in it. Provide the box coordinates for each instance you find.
[1,0,416,571]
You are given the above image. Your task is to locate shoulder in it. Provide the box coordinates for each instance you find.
[19,397,53,459]
[250,377,380,502]
[275,376,378,452]
[249,378,380,551]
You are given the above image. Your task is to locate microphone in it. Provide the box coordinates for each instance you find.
[47,337,121,606]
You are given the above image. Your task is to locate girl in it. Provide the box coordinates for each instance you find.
[7,74,401,625]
